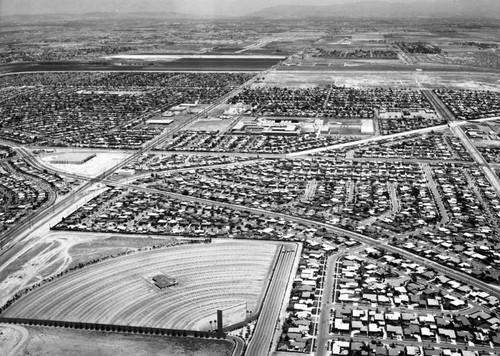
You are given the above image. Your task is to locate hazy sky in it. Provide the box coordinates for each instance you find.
[1,0,498,18]
[0,0,425,16]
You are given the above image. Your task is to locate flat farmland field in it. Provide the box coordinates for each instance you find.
[256,70,423,88]
[17,326,233,356]
[4,241,281,331]
[257,70,500,90]
[6,58,278,73]
[164,58,281,71]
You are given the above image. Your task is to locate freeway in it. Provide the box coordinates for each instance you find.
[0,141,92,181]
[1,140,281,186]
[114,183,500,302]
[0,160,57,249]
[246,245,298,356]
[4,72,260,182]
[0,138,110,255]
[3,69,500,355]
[2,108,498,191]
[0,183,105,256]
[0,72,260,258]
[92,80,256,181]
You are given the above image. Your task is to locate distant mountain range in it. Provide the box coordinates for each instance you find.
[247,1,500,20]
[1,0,182,17]
[2,0,499,19]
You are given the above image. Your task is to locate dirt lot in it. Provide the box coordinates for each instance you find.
[256,70,500,91]
[0,231,176,308]
[39,150,131,178]
[17,326,233,356]
[0,324,28,356]
[67,234,178,269]
[185,118,232,132]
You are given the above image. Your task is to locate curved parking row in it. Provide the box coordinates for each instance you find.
[3,241,278,330]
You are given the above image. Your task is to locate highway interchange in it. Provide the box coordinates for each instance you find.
[1,69,500,356]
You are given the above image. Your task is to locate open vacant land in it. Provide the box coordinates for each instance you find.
[5,58,281,73]
[17,326,233,356]
[258,70,500,90]
[0,231,178,311]
[67,234,179,269]
[4,241,280,331]
[40,150,132,178]
[0,323,28,356]
[186,119,232,132]
[1,15,500,356]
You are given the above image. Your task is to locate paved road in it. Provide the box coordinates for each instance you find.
[0,185,104,263]
[111,158,264,185]
[327,334,497,354]
[421,89,456,122]
[116,184,500,302]
[421,163,450,225]
[450,124,500,197]
[0,157,57,244]
[287,116,500,157]
[3,70,500,355]
[316,253,342,356]
[228,335,245,356]
[316,246,366,356]
[3,114,497,187]
[152,150,286,159]
[0,141,95,185]
[246,245,298,356]
[0,170,92,255]
[423,89,500,199]
[287,124,450,157]
[0,72,261,258]
[349,157,472,165]
[110,180,500,356]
